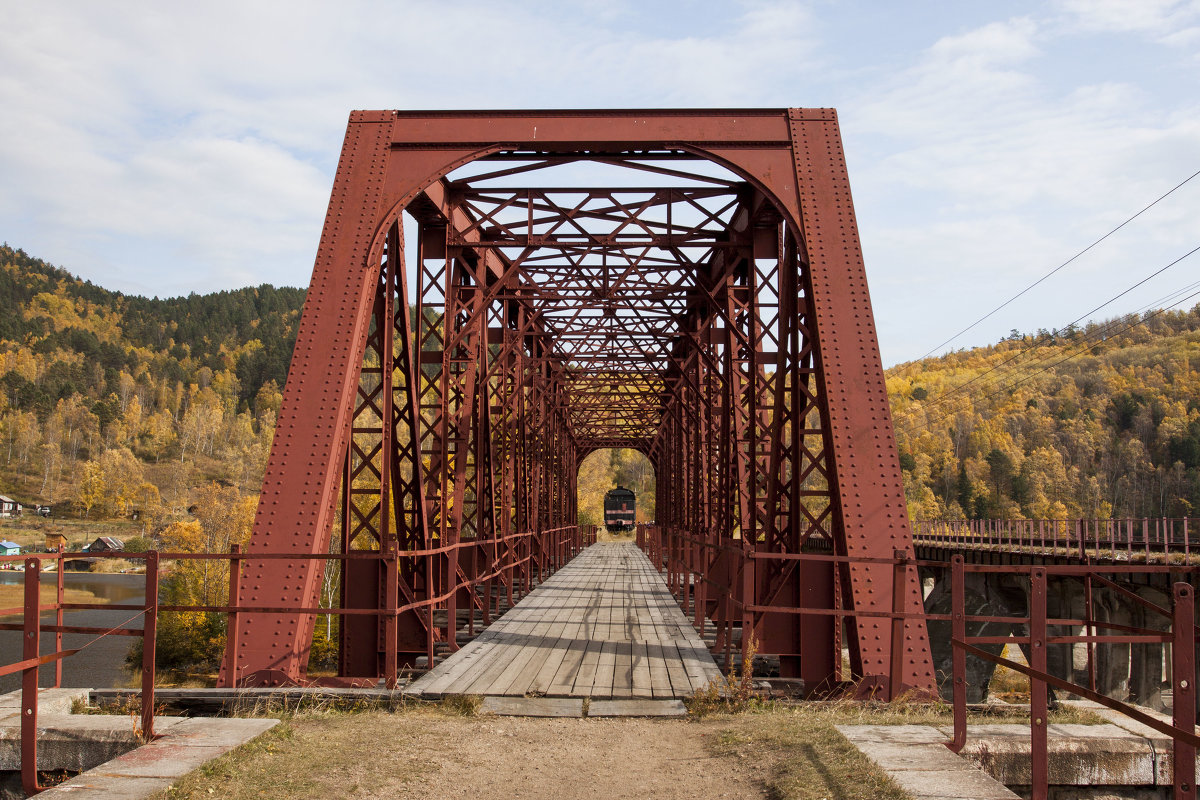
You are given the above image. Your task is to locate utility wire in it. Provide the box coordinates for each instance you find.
[917,243,1200,415]
[914,167,1200,362]
[910,285,1200,433]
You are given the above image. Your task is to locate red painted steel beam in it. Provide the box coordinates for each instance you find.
[227,108,935,695]
[388,109,792,148]
[783,110,935,693]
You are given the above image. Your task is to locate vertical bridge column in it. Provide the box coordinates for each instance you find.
[225,110,934,695]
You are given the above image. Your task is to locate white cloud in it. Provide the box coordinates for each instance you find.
[927,17,1041,66]
[842,11,1200,363]
[0,0,826,293]
[0,1,1198,364]
[1056,0,1200,36]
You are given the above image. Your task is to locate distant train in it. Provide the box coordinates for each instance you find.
[603,486,636,532]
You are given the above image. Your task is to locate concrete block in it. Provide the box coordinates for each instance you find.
[162,716,279,744]
[1,711,278,799]
[958,730,1156,786]
[838,726,1020,800]
[835,724,947,744]
[0,688,89,715]
[38,774,175,798]
[887,767,1020,799]
[1045,723,1133,738]
[89,744,234,779]
[845,740,973,772]
[0,715,137,771]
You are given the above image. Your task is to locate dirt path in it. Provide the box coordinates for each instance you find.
[392,716,764,800]
[157,703,951,799]
[159,711,769,800]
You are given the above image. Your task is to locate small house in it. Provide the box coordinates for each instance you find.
[0,540,20,556]
[45,532,68,551]
[0,495,20,518]
[85,536,125,553]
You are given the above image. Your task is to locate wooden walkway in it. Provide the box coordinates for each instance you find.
[406,542,722,699]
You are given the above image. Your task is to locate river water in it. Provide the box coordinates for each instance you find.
[0,571,145,693]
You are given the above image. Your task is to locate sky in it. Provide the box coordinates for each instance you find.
[1,0,1198,366]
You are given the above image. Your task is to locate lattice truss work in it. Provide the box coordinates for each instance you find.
[224,110,936,697]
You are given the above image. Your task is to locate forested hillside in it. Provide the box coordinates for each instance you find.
[577,448,655,529]
[3,244,1197,536]
[888,305,1200,521]
[0,244,304,515]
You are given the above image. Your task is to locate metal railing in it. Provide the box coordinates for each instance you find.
[0,523,594,795]
[641,523,1200,800]
[944,555,1199,800]
[913,517,1198,560]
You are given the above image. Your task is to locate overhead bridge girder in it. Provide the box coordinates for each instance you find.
[222,109,935,698]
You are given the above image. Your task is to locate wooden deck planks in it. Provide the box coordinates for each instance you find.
[405,542,722,699]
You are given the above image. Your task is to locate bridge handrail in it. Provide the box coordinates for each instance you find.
[0,522,593,793]
[912,517,1198,560]
[644,524,1200,800]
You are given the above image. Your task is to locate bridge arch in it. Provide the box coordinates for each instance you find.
[224,110,933,697]
[577,447,655,531]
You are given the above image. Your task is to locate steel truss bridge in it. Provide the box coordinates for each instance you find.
[5,110,1199,800]
[223,108,934,696]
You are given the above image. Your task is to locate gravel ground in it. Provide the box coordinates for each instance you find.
[395,715,765,800]
[155,710,771,800]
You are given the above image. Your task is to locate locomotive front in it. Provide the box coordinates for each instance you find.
[603,486,636,532]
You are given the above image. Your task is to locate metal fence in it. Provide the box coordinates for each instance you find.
[645,523,1200,800]
[913,517,1198,560]
[0,522,595,795]
[5,526,1199,800]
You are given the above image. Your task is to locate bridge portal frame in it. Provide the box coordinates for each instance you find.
[222,109,935,697]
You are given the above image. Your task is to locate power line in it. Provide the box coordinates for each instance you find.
[909,285,1200,434]
[914,167,1200,362]
[916,243,1200,415]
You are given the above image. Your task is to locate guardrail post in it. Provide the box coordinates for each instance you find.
[949,554,966,753]
[1085,573,1097,693]
[1173,582,1195,800]
[427,549,437,668]
[141,551,158,742]
[481,542,494,627]
[506,538,515,607]
[1031,567,1048,800]
[889,549,907,700]
[384,551,398,688]
[21,558,41,796]
[682,534,693,622]
[54,546,64,688]
[224,544,242,687]
[741,541,756,674]
[446,542,459,654]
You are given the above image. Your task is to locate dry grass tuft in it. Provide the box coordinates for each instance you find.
[708,710,911,799]
[149,705,475,800]
[224,692,406,720]
[686,633,768,716]
[436,694,481,716]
